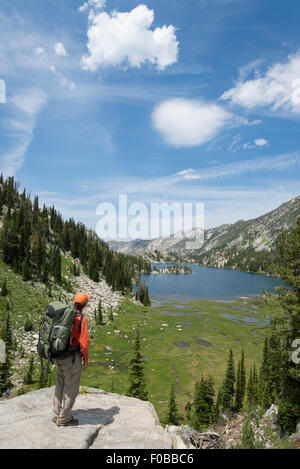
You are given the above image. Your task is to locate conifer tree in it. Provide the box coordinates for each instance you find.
[240,349,246,403]
[23,354,34,385]
[4,312,12,349]
[0,312,13,395]
[239,418,256,449]
[95,300,104,326]
[127,328,148,401]
[54,248,61,284]
[220,349,235,411]
[22,249,31,282]
[192,374,215,431]
[234,360,243,411]
[166,380,179,425]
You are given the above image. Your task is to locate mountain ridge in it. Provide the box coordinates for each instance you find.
[108,196,300,262]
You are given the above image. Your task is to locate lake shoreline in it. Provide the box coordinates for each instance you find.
[140,263,284,302]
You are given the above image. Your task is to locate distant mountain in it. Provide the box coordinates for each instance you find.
[108,196,300,262]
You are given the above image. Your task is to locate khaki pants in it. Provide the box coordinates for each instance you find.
[53,353,82,425]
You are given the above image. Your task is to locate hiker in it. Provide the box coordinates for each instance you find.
[52,292,90,427]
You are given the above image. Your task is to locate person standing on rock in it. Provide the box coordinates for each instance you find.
[53,292,90,427]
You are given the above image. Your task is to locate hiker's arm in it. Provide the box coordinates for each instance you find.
[79,316,89,366]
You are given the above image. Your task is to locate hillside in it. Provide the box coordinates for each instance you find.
[0,175,146,396]
[108,196,300,273]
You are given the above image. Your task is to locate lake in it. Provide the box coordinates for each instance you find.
[141,263,285,301]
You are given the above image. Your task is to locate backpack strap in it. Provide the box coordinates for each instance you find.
[77,313,83,335]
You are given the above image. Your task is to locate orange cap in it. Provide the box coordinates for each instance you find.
[74,292,90,306]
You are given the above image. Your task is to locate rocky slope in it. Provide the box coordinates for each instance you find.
[2,254,140,394]
[108,196,300,258]
[0,386,185,449]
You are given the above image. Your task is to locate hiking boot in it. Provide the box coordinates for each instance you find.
[57,418,79,427]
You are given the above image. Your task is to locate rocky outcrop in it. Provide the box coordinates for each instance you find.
[0,387,183,449]
[166,425,223,449]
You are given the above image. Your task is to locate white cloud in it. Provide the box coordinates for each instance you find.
[81,5,178,71]
[254,138,268,147]
[34,47,45,55]
[152,98,232,147]
[11,88,47,116]
[238,58,264,81]
[221,53,300,113]
[54,42,67,57]
[176,152,299,181]
[49,65,76,91]
[79,0,106,13]
[0,88,48,176]
[243,138,269,150]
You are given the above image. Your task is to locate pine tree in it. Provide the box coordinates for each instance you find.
[4,312,12,349]
[278,399,297,435]
[23,354,34,385]
[234,360,243,411]
[41,260,49,284]
[265,218,300,433]
[240,349,246,404]
[220,349,235,411]
[22,250,31,282]
[166,380,179,425]
[192,374,215,431]
[127,328,148,400]
[0,312,13,395]
[95,300,104,326]
[247,365,259,409]
[239,418,256,449]
[54,248,61,284]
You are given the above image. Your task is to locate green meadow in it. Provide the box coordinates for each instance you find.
[0,257,272,422]
[83,296,270,421]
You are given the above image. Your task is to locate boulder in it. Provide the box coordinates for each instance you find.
[263,404,278,420]
[0,387,175,449]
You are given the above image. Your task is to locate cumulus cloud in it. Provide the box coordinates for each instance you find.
[54,42,67,57]
[221,53,300,113]
[81,4,178,71]
[152,98,232,147]
[243,138,269,150]
[254,138,268,147]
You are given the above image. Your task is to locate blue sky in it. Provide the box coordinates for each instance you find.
[0,0,300,238]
